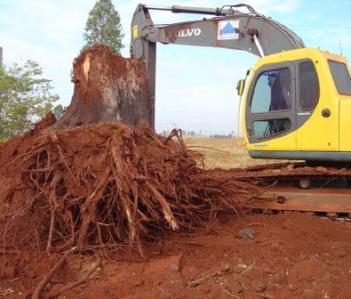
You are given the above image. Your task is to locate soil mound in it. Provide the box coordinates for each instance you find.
[0,122,257,256]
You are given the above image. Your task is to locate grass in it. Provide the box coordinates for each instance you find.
[184,137,278,169]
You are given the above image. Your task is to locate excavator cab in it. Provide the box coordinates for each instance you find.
[242,48,351,161]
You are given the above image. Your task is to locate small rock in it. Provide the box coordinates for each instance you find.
[251,280,266,293]
[168,255,183,272]
[222,263,232,273]
[187,280,200,288]
[239,228,255,240]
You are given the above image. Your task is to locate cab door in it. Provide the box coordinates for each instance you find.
[246,62,297,151]
[295,59,338,152]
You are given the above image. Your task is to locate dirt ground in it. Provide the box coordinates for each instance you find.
[2,213,350,298]
[1,137,350,298]
[184,137,287,169]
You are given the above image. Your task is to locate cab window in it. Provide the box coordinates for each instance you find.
[299,61,319,110]
[328,60,351,95]
[251,68,291,113]
[253,119,291,139]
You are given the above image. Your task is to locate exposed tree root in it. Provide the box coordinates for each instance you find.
[32,251,71,299]
[49,256,101,298]
[0,122,259,257]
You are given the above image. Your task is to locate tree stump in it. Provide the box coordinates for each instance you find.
[54,45,153,128]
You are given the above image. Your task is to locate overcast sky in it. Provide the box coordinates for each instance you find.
[1,0,351,134]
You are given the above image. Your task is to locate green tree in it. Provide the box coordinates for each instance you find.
[0,60,58,140]
[53,104,64,119]
[83,0,124,53]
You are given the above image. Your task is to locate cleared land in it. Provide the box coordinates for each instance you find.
[184,137,278,168]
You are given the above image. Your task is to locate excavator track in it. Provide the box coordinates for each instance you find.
[233,162,351,216]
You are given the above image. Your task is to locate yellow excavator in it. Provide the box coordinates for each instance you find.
[131,4,351,214]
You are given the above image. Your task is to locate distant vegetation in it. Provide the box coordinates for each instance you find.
[0,60,58,140]
[82,0,124,54]
[209,134,234,139]
[160,130,234,138]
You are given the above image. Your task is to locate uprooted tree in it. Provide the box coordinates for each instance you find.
[0,45,259,259]
[0,122,258,257]
[54,45,153,128]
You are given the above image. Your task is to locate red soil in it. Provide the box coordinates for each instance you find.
[1,212,350,298]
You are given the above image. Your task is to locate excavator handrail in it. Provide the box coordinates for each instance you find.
[144,5,236,16]
[219,4,259,15]
[143,3,259,16]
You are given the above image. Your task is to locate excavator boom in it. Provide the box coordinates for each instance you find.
[131,4,304,128]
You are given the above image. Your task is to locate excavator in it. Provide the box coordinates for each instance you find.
[130,4,351,215]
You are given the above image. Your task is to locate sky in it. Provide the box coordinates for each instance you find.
[1,0,351,135]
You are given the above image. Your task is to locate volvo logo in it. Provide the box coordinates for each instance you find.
[177,28,202,38]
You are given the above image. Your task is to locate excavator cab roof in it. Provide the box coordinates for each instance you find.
[253,48,349,69]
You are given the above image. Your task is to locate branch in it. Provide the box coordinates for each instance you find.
[31,254,68,299]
